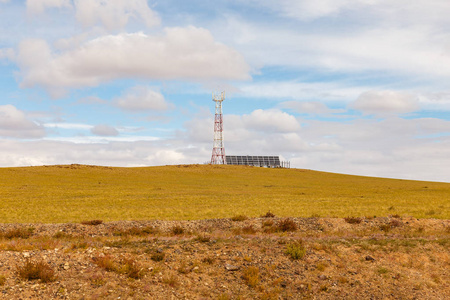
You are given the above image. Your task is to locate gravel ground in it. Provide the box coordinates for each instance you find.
[0,216,448,299]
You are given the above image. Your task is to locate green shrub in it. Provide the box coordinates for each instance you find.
[285,241,306,260]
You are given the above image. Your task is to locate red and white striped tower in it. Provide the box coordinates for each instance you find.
[211,91,226,164]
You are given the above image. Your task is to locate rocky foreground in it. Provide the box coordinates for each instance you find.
[0,216,448,299]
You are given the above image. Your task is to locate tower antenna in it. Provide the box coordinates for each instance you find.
[211,91,226,164]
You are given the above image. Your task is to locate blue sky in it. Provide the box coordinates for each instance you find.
[0,0,450,182]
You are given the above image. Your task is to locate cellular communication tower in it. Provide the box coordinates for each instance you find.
[211,91,226,164]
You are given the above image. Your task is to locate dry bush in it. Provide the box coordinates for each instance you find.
[70,241,89,250]
[194,235,211,243]
[242,225,257,234]
[202,257,215,265]
[344,217,362,224]
[231,215,248,222]
[17,259,56,283]
[171,225,185,235]
[118,258,146,279]
[0,274,6,286]
[93,255,145,279]
[53,231,73,239]
[261,211,276,218]
[380,224,391,232]
[242,266,260,287]
[285,241,306,260]
[277,218,297,232]
[2,227,34,239]
[81,220,103,226]
[262,220,274,227]
[151,252,165,262]
[89,273,106,287]
[177,262,193,274]
[93,255,116,272]
[389,219,402,228]
[162,272,178,287]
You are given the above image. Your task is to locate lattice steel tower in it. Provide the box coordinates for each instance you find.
[211,91,226,164]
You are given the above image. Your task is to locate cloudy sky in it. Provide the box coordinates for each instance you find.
[0,0,450,182]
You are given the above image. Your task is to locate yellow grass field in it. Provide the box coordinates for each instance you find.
[0,164,448,223]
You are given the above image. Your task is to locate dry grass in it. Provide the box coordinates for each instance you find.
[242,266,260,287]
[1,227,34,239]
[17,259,56,283]
[81,220,103,226]
[0,164,448,223]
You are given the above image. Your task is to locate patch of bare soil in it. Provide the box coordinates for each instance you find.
[0,216,448,299]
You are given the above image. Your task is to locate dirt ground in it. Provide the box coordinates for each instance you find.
[0,216,448,299]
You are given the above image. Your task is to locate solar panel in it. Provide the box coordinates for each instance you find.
[226,155,281,167]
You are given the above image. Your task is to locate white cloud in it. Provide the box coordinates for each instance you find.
[43,122,92,130]
[215,13,450,91]
[254,0,369,21]
[280,101,345,115]
[146,150,185,165]
[26,0,159,31]
[238,81,366,102]
[351,90,419,115]
[91,124,119,136]
[26,0,72,15]
[0,0,10,3]
[243,109,300,133]
[0,48,14,61]
[74,0,160,31]
[114,86,170,111]
[0,105,45,138]
[15,27,250,97]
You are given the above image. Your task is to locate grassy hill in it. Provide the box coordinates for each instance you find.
[0,164,448,223]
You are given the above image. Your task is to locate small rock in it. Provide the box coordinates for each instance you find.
[224,264,240,271]
[365,255,375,261]
[63,263,70,270]
[23,252,30,258]
[280,281,287,288]
[318,275,328,280]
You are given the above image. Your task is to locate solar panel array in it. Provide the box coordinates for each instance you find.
[226,156,281,167]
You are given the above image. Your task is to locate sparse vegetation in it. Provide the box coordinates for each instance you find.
[344,217,362,224]
[261,211,276,218]
[0,165,448,298]
[81,220,103,226]
[151,251,165,262]
[17,259,56,283]
[277,218,297,232]
[242,266,260,287]
[0,216,445,299]
[93,255,145,279]
[171,225,185,235]
[231,215,248,222]
[285,241,306,260]
[1,227,34,239]
[0,165,448,222]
